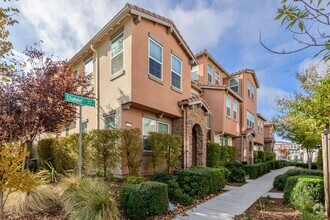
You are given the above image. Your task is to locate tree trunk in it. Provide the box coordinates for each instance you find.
[307,149,312,170]
[0,191,4,220]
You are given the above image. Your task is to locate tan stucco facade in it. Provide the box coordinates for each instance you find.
[53,4,275,176]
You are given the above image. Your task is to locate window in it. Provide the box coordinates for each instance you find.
[85,57,93,90]
[65,127,70,136]
[247,81,251,98]
[158,122,169,134]
[191,65,198,81]
[258,119,263,134]
[171,54,182,90]
[111,32,123,75]
[220,137,228,146]
[233,101,237,121]
[82,121,88,133]
[84,57,93,76]
[229,78,239,93]
[142,118,169,151]
[104,114,115,130]
[207,64,212,83]
[149,38,163,80]
[226,96,231,118]
[247,111,255,129]
[251,85,255,101]
[215,71,220,85]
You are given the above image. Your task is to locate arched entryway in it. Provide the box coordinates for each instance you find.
[192,124,203,167]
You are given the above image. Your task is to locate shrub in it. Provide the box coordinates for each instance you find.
[273,169,323,191]
[120,181,169,220]
[151,172,192,206]
[228,167,246,183]
[253,151,259,163]
[120,128,142,176]
[177,167,226,198]
[265,152,276,161]
[206,143,236,167]
[226,161,244,170]
[61,177,120,220]
[5,185,57,215]
[290,176,324,212]
[206,142,221,167]
[37,138,56,165]
[149,132,169,172]
[243,163,268,179]
[258,151,266,162]
[166,134,182,174]
[125,176,145,185]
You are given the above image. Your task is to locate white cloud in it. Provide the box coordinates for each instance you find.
[17,0,236,59]
[298,57,330,75]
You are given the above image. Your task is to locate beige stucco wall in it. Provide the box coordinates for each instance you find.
[196,54,226,85]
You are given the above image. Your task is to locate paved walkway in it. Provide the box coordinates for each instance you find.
[174,166,291,220]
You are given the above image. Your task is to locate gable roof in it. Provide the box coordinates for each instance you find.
[178,96,212,114]
[68,3,197,65]
[231,69,260,88]
[241,128,256,137]
[195,49,230,77]
[197,83,244,102]
[257,113,267,121]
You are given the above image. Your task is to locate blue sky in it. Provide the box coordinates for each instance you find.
[7,0,328,141]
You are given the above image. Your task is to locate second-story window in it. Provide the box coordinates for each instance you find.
[191,65,198,81]
[248,81,251,98]
[149,38,163,80]
[251,85,255,101]
[171,54,182,90]
[229,78,239,93]
[258,119,263,134]
[85,57,93,90]
[85,57,93,76]
[215,71,220,85]
[207,64,212,83]
[247,111,255,129]
[111,32,124,75]
[233,101,237,121]
[226,96,231,118]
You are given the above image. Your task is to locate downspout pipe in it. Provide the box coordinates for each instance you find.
[91,44,100,129]
[181,105,187,169]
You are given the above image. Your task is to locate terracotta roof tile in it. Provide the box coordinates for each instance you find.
[241,128,256,136]
[180,96,212,113]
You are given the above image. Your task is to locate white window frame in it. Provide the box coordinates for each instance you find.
[247,81,251,98]
[191,65,198,81]
[84,56,93,76]
[215,71,220,85]
[142,117,169,151]
[110,32,124,76]
[171,54,182,90]
[148,38,163,80]
[207,64,213,83]
[251,85,255,101]
[226,96,231,118]
[247,111,255,129]
[233,101,238,121]
[104,114,116,130]
[229,78,239,93]
[82,121,88,133]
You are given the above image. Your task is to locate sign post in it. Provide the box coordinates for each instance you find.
[64,93,95,177]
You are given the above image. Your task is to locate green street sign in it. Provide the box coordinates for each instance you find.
[64,93,95,107]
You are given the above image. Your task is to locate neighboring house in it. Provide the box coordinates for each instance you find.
[274,141,318,163]
[60,4,274,176]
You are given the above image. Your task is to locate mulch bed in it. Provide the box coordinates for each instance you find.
[235,197,301,220]
[5,205,66,220]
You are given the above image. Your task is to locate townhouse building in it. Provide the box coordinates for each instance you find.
[62,4,274,176]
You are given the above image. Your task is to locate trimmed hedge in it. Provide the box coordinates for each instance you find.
[284,175,324,217]
[273,169,323,191]
[228,167,246,183]
[206,142,236,167]
[120,181,169,220]
[243,163,267,179]
[177,167,226,198]
[151,172,193,206]
[253,151,276,163]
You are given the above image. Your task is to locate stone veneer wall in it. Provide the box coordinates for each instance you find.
[264,142,274,152]
[172,105,209,169]
[232,135,255,164]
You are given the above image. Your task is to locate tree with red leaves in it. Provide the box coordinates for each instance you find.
[0,45,93,149]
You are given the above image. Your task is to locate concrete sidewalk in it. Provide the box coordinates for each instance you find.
[174,166,291,220]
